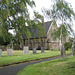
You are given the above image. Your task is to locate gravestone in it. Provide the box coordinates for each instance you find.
[72,42,75,56]
[33,48,36,54]
[23,46,29,54]
[41,47,44,53]
[7,49,13,56]
[0,49,2,57]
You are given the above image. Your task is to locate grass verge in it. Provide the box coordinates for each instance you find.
[0,50,72,67]
[17,56,75,75]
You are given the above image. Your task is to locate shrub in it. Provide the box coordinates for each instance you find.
[64,42,72,50]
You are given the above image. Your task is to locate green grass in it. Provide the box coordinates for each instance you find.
[17,56,75,75]
[0,50,72,67]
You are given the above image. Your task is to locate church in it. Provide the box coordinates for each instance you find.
[21,21,69,50]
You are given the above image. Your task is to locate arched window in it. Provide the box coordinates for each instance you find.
[52,29,56,42]
[52,35,56,42]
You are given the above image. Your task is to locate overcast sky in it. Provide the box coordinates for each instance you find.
[32,0,75,19]
[9,0,75,34]
[29,0,75,31]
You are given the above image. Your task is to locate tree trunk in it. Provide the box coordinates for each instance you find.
[33,38,37,54]
[72,42,75,56]
[41,37,45,53]
[24,39,25,46]
[60,13,66,59]
[41,37,43,47]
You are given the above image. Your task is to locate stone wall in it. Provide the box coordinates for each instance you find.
[25,37,59,50]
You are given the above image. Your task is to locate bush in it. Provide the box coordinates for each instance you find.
[64,42,72,50]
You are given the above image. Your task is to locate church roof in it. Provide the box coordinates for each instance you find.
[22,21,53,39]
[44,21,52,34]
[33,21,53,38]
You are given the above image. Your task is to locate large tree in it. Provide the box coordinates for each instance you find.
[42,0,75,59]
[0,0,35,38]
[0,0,45,48]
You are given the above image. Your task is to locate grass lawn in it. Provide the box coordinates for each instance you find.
[0,50,72,67]
[17,56,75,75]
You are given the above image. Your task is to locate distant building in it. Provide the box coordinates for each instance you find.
[22,21,69,50]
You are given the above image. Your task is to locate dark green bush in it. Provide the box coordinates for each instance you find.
[64,42,72,50]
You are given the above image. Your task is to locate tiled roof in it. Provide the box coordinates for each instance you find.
[22,21,53,39]
[44,21,52,34]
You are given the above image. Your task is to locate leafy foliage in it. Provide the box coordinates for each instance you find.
[51,24,68,39]
[0,32,11,45]
[64,42,72,50]
[69,37,74,42]
[0,0,45,46]
[42,0,75,59]
[42,0,75,39]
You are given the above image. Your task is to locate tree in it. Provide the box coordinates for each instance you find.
[0,0,35,39]
[0,27,11,50]
[0,33,11,45]
[0,0,45,48]
[42,0,75,59]
[0,25,11,45]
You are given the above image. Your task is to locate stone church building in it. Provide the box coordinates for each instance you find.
[22,21,69,50]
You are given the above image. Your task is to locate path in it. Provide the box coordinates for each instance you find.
[0,57,61,75]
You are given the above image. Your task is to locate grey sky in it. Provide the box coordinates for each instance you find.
[33,0,75,15]
[9,0,75,34]
[30,0,75,31]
